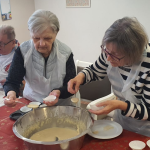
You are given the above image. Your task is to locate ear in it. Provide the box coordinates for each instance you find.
[13,39,16,44]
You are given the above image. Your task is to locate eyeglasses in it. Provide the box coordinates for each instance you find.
[101,45,125,62]
[0,39,14,48]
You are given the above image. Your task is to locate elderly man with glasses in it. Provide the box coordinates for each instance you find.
[0,25,17,90]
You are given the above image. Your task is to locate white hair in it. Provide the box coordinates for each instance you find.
[102,17,149,64]
[28,9,60,34]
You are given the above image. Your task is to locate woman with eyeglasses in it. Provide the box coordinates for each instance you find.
[68,17,150,137]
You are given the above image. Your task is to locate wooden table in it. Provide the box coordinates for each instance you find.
[0,98,150,150]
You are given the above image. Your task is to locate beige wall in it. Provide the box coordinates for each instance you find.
[35,0,150,63]
[0,0,35,44]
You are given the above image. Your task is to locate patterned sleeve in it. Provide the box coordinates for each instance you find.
[122,48,150,121]
[81,52,108,84]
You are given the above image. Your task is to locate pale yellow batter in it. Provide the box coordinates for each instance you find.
[27,104,39,109]
[30,127,79,142]
[104,125,114,131]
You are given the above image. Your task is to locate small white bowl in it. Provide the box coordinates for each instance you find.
[147,140,150,148]
[87,93,115,110]
[89,103,103,111]
[129,140,146,150]
[20,106,32,113]
[43,95,56,102]
[29,102,41,106]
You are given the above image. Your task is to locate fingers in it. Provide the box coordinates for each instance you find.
[4,91,17,107]
[89,100,122,116]
[43,101,54,106]
[4,99,17,107]
[68,79,80,94]
[67,79,76,94]
[96,100,115,107]
[44,91,60,106]
[7,96,16,101]
[68,73,85,94]
[96,102,107,107]
[89,108,111,115]
[44,98,58,106]
[74,82,80,93]
[15,98,20,101]
[7,91,17,100]
[89,102,115,115]
[49,90,60,98]
[88,102,113,115]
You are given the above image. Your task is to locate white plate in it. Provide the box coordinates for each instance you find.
[20,106,32,112]
[88,120,123,139]
[29,102,41,106]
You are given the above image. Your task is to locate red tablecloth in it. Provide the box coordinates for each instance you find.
[0,98,150,150]
[0,98,30,150]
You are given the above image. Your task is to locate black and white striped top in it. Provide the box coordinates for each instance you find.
[82,44,150,121]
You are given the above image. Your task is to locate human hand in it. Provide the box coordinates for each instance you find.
[0,79,6,86]
[88,100,127,115]
[4,91,18,107]
[43,90,60,106]
[68,72,85,94]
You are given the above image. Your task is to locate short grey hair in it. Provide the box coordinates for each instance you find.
[102,17,149,64]
[0,25,15,40]
[28,9,60,34]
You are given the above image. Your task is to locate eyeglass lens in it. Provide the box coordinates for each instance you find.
[102,46,119,61]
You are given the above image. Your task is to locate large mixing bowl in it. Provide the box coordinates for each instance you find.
[13,106,93,150]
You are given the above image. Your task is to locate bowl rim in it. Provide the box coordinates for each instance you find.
[13,106,92,145]
[129,140,146,149]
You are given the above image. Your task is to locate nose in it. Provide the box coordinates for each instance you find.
[39,39,45,46]
[106,54,112,61]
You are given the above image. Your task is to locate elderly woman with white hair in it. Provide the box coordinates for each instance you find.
[4,9,76,107]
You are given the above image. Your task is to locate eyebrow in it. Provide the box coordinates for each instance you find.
[106,47,121,56]
[45,36,52,38]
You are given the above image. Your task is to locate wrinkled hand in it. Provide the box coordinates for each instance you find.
[0,79,6,86]
[68,73,85,94]
[88,100,127,115]
[4,91,19,107]
[43,90,60,106]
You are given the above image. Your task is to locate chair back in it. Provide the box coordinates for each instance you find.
[76,60,111,101]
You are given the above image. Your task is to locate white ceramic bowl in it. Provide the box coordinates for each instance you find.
[147,140,150,148]
[89,103,103,111]
[87,93,115,111]
[20,106,32,113]
[29,102,41,106]
[129,140,146,150]
[43,95,56,102]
